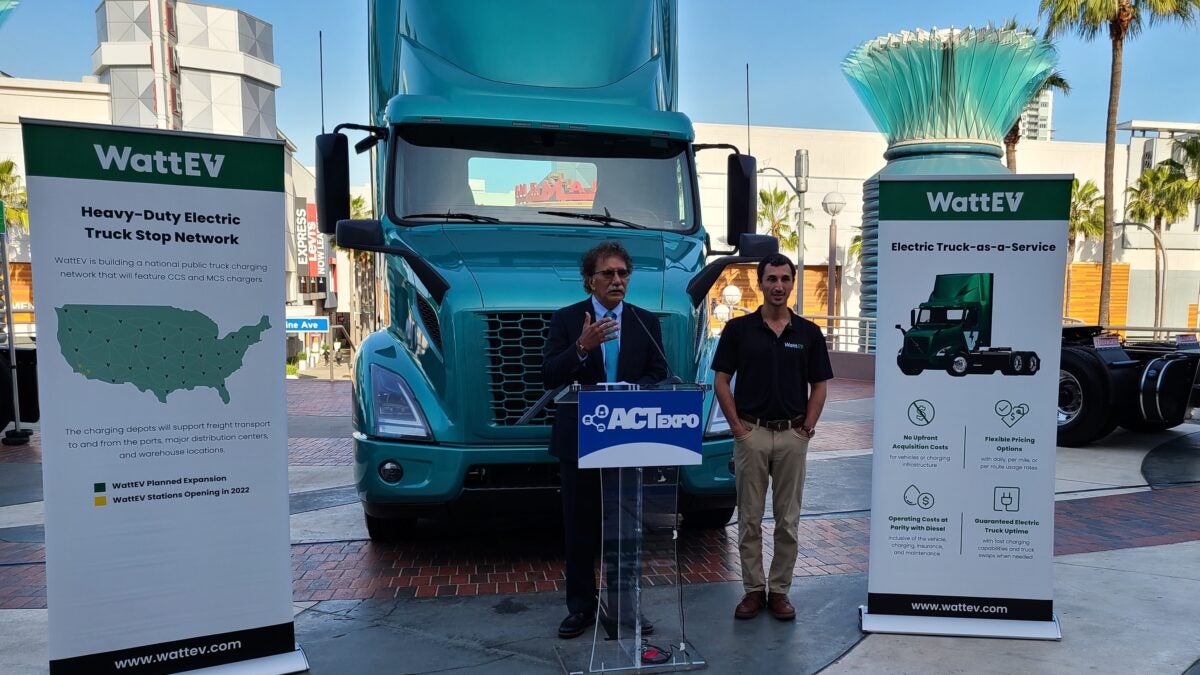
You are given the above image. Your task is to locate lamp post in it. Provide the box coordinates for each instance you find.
[757,149,808,314]
[821,192,846,330]
[1115,221,1167,330]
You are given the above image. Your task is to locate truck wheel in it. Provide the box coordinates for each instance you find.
[365,513,416,541]
[681,506,735,530]
[897,355,923,376]
[947,353,970,377]
[1057,348,1111,446]
[1004,352,1024,376]
[1025,353,1041,375]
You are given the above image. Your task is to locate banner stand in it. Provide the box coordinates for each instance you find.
[24,119,300,675]
[863,174,1072,642]
[185,646,308,674]
[860,607,1061,640]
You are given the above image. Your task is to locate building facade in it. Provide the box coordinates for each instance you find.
[692,120,1200,330]
[90,0,349,352]
[1018,89,1054,142]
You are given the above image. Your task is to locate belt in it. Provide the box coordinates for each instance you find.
[738,414,805,432]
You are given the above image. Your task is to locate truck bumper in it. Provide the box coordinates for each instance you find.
[354,434,736,515]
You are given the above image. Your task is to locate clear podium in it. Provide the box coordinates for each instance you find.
[553,383,709,674]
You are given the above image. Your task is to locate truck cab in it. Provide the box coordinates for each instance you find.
[897,304,982,375]
[313,0,767,538]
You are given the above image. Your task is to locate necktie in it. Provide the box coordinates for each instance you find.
[603,310,619,382]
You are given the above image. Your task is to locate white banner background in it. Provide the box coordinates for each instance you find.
[27,125,292,668]
[866,175,1069,635]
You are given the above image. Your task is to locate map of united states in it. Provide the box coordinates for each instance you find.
[56,305,269,404]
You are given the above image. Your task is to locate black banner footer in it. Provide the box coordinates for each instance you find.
[869,592,1052,621]
[49,622,294,675]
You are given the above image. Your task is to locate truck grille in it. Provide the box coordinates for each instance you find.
[905,335,929,355]
[482,312,555,425]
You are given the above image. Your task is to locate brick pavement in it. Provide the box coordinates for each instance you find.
[4,486,1198,608]
[827,378,874,402]
[0,437,40,464]
[286,379,354,417]
[1054,485,1200,555]
[288,437,354,466]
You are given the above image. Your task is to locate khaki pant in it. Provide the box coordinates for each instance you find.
[733,421,810,594]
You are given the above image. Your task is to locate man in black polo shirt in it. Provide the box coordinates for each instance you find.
[712,253,833,621]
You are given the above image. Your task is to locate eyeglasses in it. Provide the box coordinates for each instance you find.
[594,268,631,279]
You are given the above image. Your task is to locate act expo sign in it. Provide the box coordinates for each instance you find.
[864,174,1070,640]
[23,119,305,674]
[577,389,703,468]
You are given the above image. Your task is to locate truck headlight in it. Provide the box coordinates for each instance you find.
[705,401,732,438]
[370,364,431,439]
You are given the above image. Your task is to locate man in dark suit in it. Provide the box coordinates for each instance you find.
[543,240,668,639]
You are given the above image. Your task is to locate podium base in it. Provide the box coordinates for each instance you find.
[556,640,705,674]
[859,606,1062,640]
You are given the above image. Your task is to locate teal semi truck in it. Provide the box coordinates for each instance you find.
[312,0,767,539]
[895,273,1040,377]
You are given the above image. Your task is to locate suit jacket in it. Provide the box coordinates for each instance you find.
[543,298,669,460]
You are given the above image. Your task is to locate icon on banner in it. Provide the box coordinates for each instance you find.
[993,486,1020,512]
[903,484,935,510]
[582,404,610,432]
[907,399,935,426]
[994,400,1029,428]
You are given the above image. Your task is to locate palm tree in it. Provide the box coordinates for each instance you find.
[995,20,1070,173]
[1064,179,1104,317]
[1041,0,1200,326]
[0,160,29,231]
[756,186,799,252]
[1125,164,1189,326]
[1169,136,1200,230]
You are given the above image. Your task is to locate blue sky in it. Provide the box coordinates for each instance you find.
[3,0,1199,184]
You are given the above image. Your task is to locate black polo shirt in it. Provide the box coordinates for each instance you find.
[711,309,834,420]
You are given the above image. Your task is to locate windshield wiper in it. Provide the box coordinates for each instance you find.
[537,208,647,230]
[402,212,500,224]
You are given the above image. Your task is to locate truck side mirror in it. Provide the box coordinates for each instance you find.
[726,153,756,249]
[315,132,350,235]
[910,309,916,326]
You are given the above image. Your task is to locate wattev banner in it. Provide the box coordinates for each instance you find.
[862,174,1071,640]
[22,119,306,673]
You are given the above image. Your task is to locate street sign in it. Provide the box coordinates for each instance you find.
[286,317,329,332]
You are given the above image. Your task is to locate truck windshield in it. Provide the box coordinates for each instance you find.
[391,124,694,232]
[917,308,965,324]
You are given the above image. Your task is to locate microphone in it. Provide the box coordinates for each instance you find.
[628,305,683,385]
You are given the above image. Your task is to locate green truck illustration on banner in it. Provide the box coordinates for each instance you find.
[895,273,1039,377]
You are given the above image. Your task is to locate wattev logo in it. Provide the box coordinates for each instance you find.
[93,144,225,178]
[926,191,1024,213]
[582,404,700,432]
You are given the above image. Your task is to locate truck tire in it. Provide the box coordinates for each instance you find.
[681,506,735,530]
[897,355,923,376]
[1025,353,1041,376]
[365,513,417,541]
[1003,352,1024,376]
[947,353,970,377]
[1057,347,1111,446]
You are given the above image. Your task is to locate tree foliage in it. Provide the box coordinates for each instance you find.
[0,160,29,230]
[1040,0,1200,325]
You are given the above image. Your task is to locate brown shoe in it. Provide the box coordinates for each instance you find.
[734,591,767,619]
[768,592,796,620]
